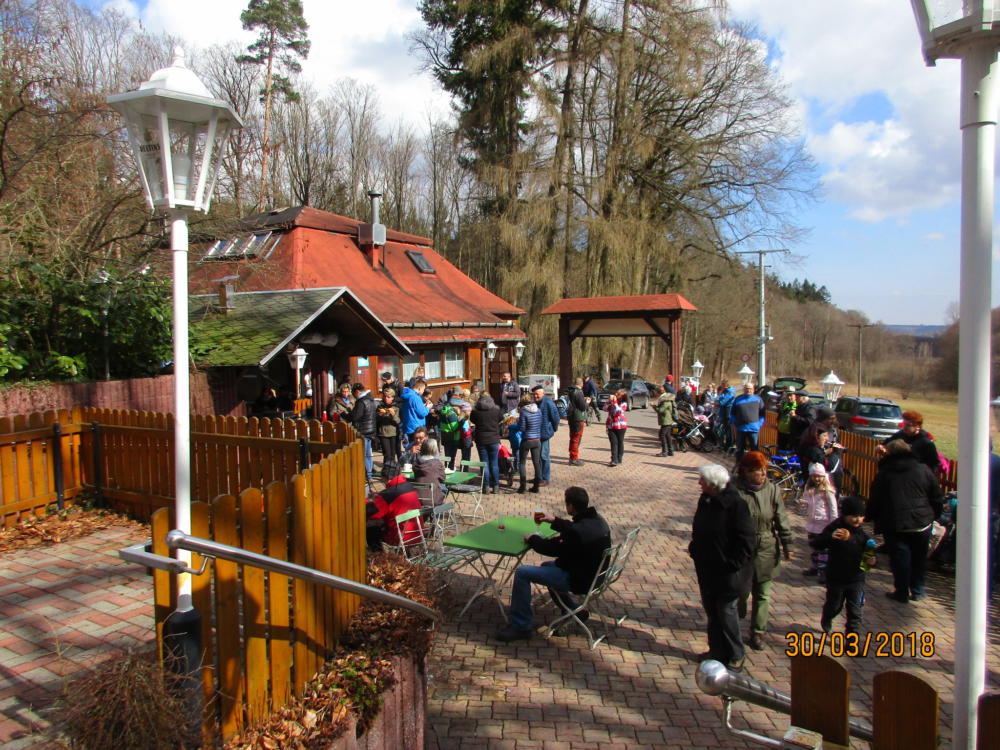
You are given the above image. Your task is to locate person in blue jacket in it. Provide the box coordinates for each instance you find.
[716,380,736,451]
[532,386,560,486]
[729,383,765,459]
[398,378,430,452]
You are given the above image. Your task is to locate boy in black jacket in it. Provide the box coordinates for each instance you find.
[811,497,872,634]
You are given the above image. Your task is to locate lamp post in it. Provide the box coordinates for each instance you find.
[287,346,307,399]
[514,340,526,360]
[819,371,844,405]
[108,47,241,688]
[736,249,786,388]
[737,364,755,386]
[908,3,1000,746]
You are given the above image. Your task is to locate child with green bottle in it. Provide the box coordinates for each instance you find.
[810,496,874,634]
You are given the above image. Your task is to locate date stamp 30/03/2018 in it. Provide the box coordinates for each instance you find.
[784,631,936,658]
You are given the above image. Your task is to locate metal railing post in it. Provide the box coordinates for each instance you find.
[90,422,104,508]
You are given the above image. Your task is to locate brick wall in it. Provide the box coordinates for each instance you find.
[0,369,245,419]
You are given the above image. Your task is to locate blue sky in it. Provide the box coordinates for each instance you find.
[96,0,998,325]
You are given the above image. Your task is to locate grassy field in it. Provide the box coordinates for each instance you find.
[862,385,965,459]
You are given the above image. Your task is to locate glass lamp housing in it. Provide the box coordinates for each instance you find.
[910,0,1000,62]
[820,371,845,403]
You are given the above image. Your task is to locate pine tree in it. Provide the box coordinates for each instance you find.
[238,0,310,209]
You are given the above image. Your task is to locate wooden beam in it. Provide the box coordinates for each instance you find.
[558,317,573,390]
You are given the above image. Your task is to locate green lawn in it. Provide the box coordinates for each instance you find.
[861,386,972,460]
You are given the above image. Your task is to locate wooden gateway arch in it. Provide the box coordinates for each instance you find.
[540,294,697,388]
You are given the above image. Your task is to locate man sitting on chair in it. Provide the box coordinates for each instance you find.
[496,486,611,643]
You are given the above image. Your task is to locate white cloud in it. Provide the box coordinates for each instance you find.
[729,0,967,221]
[922,232,945,241]
[123,0,450,131]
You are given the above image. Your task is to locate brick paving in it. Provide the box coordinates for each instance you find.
[425,407,1000,749]
[0,525,154,748]
[2,409,1000,749]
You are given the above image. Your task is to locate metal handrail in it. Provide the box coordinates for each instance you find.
[118,529,439,622]
[697,660,874,745]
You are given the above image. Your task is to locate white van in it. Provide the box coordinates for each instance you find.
[517,374,561,397]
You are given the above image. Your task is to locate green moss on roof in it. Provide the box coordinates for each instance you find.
[189,288,338,367]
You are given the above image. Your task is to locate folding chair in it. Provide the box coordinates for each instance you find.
[544,542,621,649]
[411,481,442,508]
[600,526,642,625]
[417,503,478,578]
[449,459,486,523]
[381,508,428,562]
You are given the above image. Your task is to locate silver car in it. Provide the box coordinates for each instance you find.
[834,396,903,440]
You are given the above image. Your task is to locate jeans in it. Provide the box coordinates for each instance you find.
[607,428,626,463]
[509,561,574,631]
[519,439,541,487]
[540,438,552,481]
[821,581,865,633]
[886,528,931,597]
[362,435,374,479]
[378,435,400,476]
[696,571,744,665]
[568,421,585,461]
[735,430,758,458]
[477,442,501,489]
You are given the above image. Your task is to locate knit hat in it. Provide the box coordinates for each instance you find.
[808,463,828,477]
[665,375,674,382]
[841,497,866,517]
[817,406,836,421]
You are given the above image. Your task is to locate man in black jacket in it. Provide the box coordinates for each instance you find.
[566,378,588,466]
[500,371,521,413]
[867,440,943,603]
[497,487,611,642]
[350,384,378,481]
[689,464,756,670]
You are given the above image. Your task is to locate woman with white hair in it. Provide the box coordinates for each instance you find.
[689,463,756,671]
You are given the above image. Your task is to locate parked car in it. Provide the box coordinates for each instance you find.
[834,396,903,440]
[596,379,650,410]
[761,376,807,409]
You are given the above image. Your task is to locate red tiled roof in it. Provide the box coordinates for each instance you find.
[393,326,524,344]
[541,294,697,315]
[190,206,526,340]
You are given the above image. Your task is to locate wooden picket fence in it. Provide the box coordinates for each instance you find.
[149,438,366,742]
[0,407,355,525]
[760,411,957,499]
[781,654,999,749]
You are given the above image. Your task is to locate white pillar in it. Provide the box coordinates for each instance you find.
[171,211,193,612]
[954,40,997,750]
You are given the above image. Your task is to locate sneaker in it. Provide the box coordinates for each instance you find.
[725,657,745,672]
[655,452,667,457]
[495,626,532,643]
[910,592,925,601]
[539,480,550,487]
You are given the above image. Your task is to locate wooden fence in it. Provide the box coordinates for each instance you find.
[150,438,366,741]
[781,654,999,749]
[0,407,355,524]
[760,411,958,499]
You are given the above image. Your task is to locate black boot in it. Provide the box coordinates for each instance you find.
[517,482,527,494]
[529,481,540,493]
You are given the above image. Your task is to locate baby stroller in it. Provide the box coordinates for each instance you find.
[673,402,714,452]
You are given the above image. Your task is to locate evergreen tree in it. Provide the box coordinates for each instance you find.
[238,0,310,209]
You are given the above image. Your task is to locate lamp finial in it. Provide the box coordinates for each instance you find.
[172,46,186,68]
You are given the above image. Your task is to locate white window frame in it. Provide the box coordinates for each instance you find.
[444,347,465,379]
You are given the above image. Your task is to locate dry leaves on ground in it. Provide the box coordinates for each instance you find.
[0,506,146,554]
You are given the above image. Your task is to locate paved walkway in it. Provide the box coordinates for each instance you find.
[0,525,153,748]
[425,406,1000,749]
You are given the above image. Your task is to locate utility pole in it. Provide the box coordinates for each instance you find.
[736,249,788,388]
[847,323,874,397]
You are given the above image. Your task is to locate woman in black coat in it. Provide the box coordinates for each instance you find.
[867,439,943,603]
[470,394,502,493]
[689,463,756,671]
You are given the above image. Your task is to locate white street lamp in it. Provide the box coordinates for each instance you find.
[287,346,308,398]
[908,3,1000,746]
[514,340,526,360]
[819,371,845,404]
[108,48,242,623]
[485,341,498,361]
[691,360,705,380]
[737,364,755,386]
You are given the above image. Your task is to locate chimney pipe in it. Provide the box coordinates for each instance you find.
[369,189,382,225]
[359,188,386,268]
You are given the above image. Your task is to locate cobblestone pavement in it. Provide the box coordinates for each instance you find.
[425,406,1000,749]
[0,525,154,748]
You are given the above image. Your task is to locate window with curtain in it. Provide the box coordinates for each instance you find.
[423,349,442,379]
[402,353,421,381]
[445,347,465,379]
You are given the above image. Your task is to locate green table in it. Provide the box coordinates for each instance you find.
[444,516,557,620]
[401,470,479,486]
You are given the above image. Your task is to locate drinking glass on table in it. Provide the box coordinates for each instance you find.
[534,508,545,525]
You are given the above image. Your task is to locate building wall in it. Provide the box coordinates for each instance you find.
[0,370,244,419]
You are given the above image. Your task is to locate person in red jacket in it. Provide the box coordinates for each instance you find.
[366,474,423,551]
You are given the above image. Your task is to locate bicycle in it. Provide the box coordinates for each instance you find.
[762,445,804,507]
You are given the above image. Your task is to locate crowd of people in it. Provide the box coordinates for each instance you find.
[340,366,966,664]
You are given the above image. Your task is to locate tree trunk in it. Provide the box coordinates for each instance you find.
[258,29,276,209]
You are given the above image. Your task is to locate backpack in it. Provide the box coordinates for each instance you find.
[937,451,951,476]
[438,404,460,440]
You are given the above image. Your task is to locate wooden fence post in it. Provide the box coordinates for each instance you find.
[978,693,1000,750]
[790,654,850,746]
[872,670,938,750]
